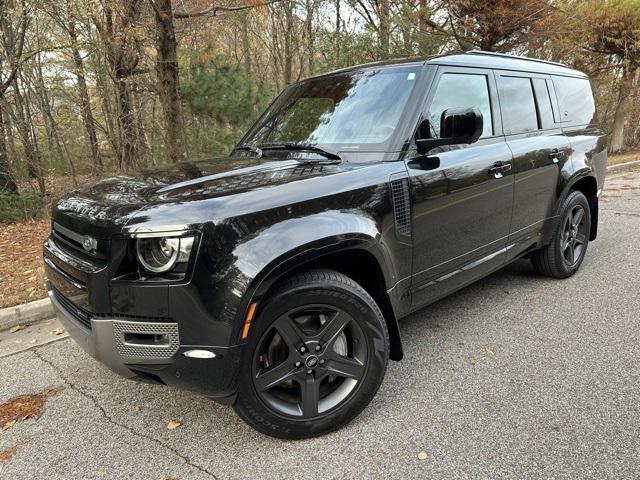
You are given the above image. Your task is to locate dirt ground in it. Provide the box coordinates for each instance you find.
[0,153,638,309]
[0,174,100,309]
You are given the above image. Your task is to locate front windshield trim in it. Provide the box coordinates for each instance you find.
[239,64,423,154]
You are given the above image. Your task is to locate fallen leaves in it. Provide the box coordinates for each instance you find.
[1,420,16,432]
[0,386,63,431]
[0,443,20,463]
[166,420,181,430]
[50,327,65,336]
[484,346,496,357]
[1,175,102,309]
[0,218,50,309]
[0,394,45,429]
[417,450,428,461]
[9,325,27,334]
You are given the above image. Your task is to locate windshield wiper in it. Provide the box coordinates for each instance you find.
[234,145,263,157]
[259,143,341,161]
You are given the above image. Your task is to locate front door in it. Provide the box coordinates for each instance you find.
[408,67,514,309]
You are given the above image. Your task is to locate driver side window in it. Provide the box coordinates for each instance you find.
[426,73,493,139]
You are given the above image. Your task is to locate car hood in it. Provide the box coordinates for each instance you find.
[52,155,355,238]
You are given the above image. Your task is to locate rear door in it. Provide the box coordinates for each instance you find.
[408,66,514,308]
[496,73,571,259]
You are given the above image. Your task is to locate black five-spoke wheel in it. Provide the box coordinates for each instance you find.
[234,269,389,439]
[253,305,366,418]
[532,190,591,278]
[560,204,587,267]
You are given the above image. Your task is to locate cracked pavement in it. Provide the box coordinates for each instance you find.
[1,167,639,480]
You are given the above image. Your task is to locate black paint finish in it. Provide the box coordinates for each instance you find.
[43,52,607,401]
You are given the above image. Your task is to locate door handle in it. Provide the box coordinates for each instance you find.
[549,149,565,163]
[488,162,511,178]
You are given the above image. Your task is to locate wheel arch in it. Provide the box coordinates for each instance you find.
[243,241,404,361]
[565,173,598,240]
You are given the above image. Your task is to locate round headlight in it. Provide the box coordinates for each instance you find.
[136,237,180,273]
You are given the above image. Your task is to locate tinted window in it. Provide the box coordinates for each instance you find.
[500,76,538,135]
[553,76,596,126]
[426,73,493,139]
[242,66,420,150]
[532,78,554,128]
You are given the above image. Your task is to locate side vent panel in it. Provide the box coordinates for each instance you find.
[390,177,412,237]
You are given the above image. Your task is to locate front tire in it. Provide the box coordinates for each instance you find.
[532,190,591,278]
[234,269,389,439]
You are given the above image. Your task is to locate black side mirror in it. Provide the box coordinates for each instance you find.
[416,107,483,154]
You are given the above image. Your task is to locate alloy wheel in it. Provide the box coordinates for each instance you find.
[561,204,587,267]
[252,304,367,418]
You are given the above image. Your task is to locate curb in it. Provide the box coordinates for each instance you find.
[0,297,54,332]
[607,159,640,174]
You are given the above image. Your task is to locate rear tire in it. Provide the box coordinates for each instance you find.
[234,269,389,439]
[532,190,591,278]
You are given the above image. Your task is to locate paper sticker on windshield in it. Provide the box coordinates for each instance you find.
[407,72,416,81]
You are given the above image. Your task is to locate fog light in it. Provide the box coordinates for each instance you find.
[183,349,216,359]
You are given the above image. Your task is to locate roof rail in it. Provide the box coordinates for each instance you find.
[466,50,567,68]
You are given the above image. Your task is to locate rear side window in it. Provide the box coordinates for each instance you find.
[499,76,538,135]
[426,73,493,139]
[532,78,555,128]
[552,76,596,126]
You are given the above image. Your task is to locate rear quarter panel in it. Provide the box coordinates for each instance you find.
[564,126,608,192]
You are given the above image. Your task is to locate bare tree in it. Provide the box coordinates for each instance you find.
[149,0,187,163]
[94,0,148,171]
[0,0,29,193]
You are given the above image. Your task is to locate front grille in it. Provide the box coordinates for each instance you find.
[51,222,108,260]
[53,288,92,330]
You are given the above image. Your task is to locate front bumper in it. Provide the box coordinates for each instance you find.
[48,283,243,403]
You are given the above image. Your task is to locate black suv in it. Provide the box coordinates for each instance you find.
[44,51,607,439]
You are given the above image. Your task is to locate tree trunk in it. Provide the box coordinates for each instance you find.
[95,56,120,158]
[241,12,252,76]
[283,0,294,85]
[305,0,315,75]
[0,101,17,194]
[13,81,45,195]
[610,65,634,153]
[133,86,150,166]
[2,102,18,169]
[418,0,429,55]
[379,0,390,58]
[116,78,139,171]
[153,0,187,163]
[96,0,147,171]
[69,21,102,172]
[334,0,340,64]
[32,54,77,183]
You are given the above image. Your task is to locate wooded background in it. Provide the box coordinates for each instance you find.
[1,0,639,218]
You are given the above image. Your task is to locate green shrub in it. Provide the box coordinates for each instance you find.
[0,191,44,223]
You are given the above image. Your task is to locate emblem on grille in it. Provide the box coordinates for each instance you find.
[82,235,96,252]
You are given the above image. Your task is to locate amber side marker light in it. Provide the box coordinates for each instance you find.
[241,302,258,340]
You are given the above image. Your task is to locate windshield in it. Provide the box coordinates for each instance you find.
[240,65,422,152]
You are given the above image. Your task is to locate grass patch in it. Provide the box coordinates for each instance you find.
[0,192,44,223]
[608,150,640,166]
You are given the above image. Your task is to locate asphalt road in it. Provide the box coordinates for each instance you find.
[1,167,639,480]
